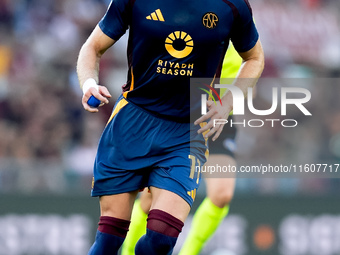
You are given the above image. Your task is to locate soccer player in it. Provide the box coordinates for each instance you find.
[76,0,264,254]
[121,42,241,255]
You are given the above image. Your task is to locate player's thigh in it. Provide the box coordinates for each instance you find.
[100,191,139,220]
[140,188,152,214]
[149,186,191,223]
[205,154,236,207]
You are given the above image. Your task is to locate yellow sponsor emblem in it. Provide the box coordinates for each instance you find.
[165,31,194,59]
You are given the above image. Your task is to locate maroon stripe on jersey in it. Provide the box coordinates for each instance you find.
[126,0,136,92]
[243,0,253,15]
[222,0,240,21]
[215,42,229,78]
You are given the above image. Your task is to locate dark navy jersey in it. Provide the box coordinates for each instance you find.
[99,0,258,121]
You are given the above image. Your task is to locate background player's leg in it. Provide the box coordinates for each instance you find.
[205,157,236,208]
[179,155,236,255]
[88,191,138,255]
[135,187,190,255]
[121,190,152,255]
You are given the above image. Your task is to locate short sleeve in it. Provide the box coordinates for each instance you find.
[98,0,131,41]
[229,0,259,53]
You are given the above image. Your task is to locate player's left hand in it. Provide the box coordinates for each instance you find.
[81,78,112,113]
[194,99,232,141]
[82,85,111,113]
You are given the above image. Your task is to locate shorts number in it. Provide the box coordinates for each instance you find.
[189,155,201,184]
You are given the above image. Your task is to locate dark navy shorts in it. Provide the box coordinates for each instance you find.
[91,95,208,206]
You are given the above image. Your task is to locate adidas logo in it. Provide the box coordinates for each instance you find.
[146,9,165,22]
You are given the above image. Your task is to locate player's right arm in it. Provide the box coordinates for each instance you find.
[77,25,115,112]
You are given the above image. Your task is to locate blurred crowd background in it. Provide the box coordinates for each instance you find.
[0,0,339,196]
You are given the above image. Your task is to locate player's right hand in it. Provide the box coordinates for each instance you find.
[81,78,111,113]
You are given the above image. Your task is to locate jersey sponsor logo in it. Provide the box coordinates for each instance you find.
[146,9,165,22]
[202,12,219,29]
[157,31,195,76]
[165,31,194,59]
[156,60,194,76]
